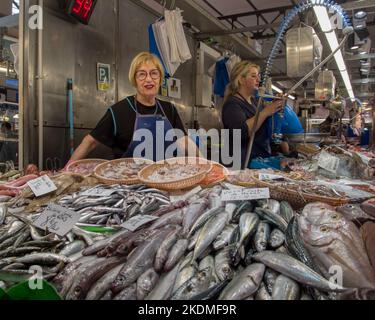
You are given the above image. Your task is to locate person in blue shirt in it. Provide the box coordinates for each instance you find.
[221,61,283,169]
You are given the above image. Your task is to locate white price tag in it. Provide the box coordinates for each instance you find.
[81,188,116,197]
[32,204,80,237]
[27,175,57,197]
[170,186,202,203]
[318,151,340,174]
[221,188,270,201]
[258,173,284,181]
[121,215,159,232]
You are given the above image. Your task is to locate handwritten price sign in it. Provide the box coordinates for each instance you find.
[27,175,57,197]
[33,204,80,236]
[221,188,270,201]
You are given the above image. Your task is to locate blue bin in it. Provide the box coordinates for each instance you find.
[360,128,371,146]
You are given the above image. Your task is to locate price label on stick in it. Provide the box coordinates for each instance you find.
[81,188,116,197]
[32,204,80,237]
[221,188,270,201]
[27,175,57,197]
[121,215,159,232]
[318,151,340,174]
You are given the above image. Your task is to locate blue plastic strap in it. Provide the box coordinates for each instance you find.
[109,107,117,136]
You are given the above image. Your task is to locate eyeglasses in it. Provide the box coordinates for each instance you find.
[136,69,161,81]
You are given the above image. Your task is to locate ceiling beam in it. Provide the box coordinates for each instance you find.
[217,5,293,21]
[345,53,375,60]
[352,78,375,84]
[195,22,281,38]
[341,0,375,11]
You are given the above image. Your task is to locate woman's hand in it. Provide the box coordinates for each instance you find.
[263,99,283,117]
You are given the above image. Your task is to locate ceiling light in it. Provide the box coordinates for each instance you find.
[351,45,359,50]
[312,3,354,100]
[272,85,283,93]
[354,11,367,20]
[288,95,296,100]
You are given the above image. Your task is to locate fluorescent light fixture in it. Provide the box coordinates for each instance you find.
[351,45,359,50]
[13,114,19,119]
[312,2,355,100]
[288,95,296,100]
[354,11,367,20]
[272,85,283,93]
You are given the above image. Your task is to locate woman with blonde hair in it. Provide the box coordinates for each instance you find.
[69,52,191,162]
[222,61,283,169]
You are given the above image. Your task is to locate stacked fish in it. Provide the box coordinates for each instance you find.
[0,205,109,289]
[57,184,175,227]
[51,185,373,300]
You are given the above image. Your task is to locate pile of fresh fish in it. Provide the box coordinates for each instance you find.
[67,160,107,176]
[0,204,109,289]
[49,185,375,300]
[2,179,375,300]
[57,184,173,227]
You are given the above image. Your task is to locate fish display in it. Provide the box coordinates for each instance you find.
[0,168,374,301]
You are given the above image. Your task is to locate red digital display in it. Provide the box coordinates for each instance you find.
[66,0,98,25]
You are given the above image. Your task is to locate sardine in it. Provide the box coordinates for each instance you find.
[213,224,237,251]
[255,282,272,300]
[188,207,224,238]
[231,201,253,223]
[85,264,123,300]
[254,222,270,252]
[182,199,208,236]
[233,212,259,258]
[16,253,70,266]
[272,275,300,300]
[265,199,280,215]
[255,207,287,232]
[164,239,188,272]
[154,227,180,272]
[137,268,159,300]
[66,256,126,300]
[112,229,169,293]
[214,247,234,281]
[191,212,228,263]
[173,264,197,294]
[280,201,294,223]
[113,283,137,300]
[269,229,285,249]
[253,251,346,292]
[218,263,265,300]
[149,209,183,230]
[60,240,86,257]
[146,261,181,300]
[199,255,219,286]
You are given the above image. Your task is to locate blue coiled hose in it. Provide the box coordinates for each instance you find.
[261,0,352,88]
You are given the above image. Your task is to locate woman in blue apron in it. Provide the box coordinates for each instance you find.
[68,52,196,163]
[221,61,283,170]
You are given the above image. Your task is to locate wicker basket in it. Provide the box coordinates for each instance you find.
[138,157,212,190]
[251,174,349,209]
[66,159,108,177]
[94,158,154,185]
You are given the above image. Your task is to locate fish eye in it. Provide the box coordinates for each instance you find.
[331,214,339,220]
[74,287,81,294]
[320,226,329,232]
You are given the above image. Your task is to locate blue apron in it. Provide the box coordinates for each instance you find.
[122,97,175,161]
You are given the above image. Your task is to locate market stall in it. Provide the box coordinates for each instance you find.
[0,0,374,302]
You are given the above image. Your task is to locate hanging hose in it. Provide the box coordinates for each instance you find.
[243,0,353,169]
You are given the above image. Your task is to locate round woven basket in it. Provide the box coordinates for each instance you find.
[66,159,108,177]
[251,175,349,209]
[138,157,212,190]
[94,158,154,185]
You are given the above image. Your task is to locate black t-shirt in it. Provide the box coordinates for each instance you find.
[90,96,186,158]
[222,95,271,168]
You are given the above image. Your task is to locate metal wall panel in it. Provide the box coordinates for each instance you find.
[24,0,223,166]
